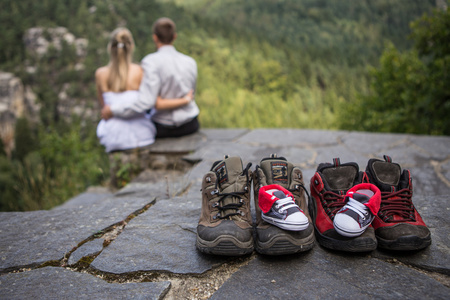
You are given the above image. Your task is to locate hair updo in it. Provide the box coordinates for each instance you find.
[107,28,135,92]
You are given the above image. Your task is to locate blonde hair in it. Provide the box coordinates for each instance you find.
[107,28,135,92]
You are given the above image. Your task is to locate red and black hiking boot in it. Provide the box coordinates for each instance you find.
[253,154,315,255]
[309,158,377,252]
[365,155,432,251]
[196,156,254,256]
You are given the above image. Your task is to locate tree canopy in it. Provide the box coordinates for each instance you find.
[340,8,450,135]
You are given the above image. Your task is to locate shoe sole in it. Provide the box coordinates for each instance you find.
[255,230,315,255]
[313,226,377,252]
[261,215,309,231]
[309,196,377,252]
[196,234,254,256]
[376,233,432,251]
[334,223,369,237]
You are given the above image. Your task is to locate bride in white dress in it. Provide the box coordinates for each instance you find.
[95,28,192,153]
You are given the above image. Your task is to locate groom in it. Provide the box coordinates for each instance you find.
[101,17,200,138]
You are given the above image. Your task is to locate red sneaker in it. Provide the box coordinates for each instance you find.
[310,158,377,252]
[365,155,431,251]
[259,184,309,231]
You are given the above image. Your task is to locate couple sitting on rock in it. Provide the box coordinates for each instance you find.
[96,18,199,153]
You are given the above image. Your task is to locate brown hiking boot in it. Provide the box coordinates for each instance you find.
[196,156,254,256]
[253,154,315,255]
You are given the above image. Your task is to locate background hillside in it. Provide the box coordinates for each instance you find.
[0,0,447,211]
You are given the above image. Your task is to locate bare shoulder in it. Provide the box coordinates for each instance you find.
[130,63,143,75]
[131,63,143,78]
[95,66,110,80]
[127,63,143,89]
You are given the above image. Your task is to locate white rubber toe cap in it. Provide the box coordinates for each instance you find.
[333,214,363,237]
[285,211,309,225]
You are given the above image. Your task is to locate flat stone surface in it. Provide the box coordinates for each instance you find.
[54,191,112,210]
[149,131,206,153]
[342,131,412,155]
[68,238,104,265]
[0,194,152,271]
[189,139,258,164]
[211,249,449,299]
[442,159,450,184]
[117,169,188,200]
[200,128,250,141]
[0,266,170,299]
[91,195,231,274]
[1,129,449,298]
[239,129,348,146]
[182,129,250,163]
[372,195,450,275]
[409,135,450,160]
[410,165,450,197]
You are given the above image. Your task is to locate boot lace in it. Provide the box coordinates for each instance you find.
[379,188,415,222]
[289,183,311,209]
[321,190,346,218]
[212,162,252,220]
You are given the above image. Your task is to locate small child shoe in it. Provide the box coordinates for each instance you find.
[333,183,381,237]
[258,184,309,231]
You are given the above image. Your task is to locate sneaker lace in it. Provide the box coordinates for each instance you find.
[274,197,297,212]
[342,198,370,220]
[321,190,345,218]
[379,188,415,222]
[212,162,252,219]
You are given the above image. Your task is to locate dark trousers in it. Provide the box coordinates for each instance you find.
[155,117,199,138]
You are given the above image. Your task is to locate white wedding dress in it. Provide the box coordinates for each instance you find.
[97,91,156,152]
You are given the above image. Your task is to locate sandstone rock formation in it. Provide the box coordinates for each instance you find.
[23,27,88,58]
[0,27,98,156]
[0,72,40,157]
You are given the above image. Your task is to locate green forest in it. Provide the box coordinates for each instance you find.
[0,0,448,211]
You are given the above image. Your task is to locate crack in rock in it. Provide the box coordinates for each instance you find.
[431,158,450,187]
[383,258,450,287]
[84,254,256,300]
[63,198,156,267]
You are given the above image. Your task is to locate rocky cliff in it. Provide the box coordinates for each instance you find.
[23,27,88,59]
[0,27,97,156]
[0,72,39,157]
